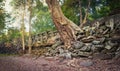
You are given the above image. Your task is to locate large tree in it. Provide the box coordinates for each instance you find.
[46,0,82,48]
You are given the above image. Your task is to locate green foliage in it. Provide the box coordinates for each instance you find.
[32,1,55,34]
[61,0,119,24]
[10,0,27,9]
[62,0,79,25]
[0,27,21,43]
[0,0,6,34]
[7,27,21,41]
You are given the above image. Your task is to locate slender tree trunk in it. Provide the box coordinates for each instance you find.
[21,5,25,52]
[79,0,83,26]
[80,0,91,28]
[28,0,32,54]
[46,0,81,48]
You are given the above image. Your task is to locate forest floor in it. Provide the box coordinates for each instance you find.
[0,54,120,71]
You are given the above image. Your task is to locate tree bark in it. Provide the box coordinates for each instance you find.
[79,0,83,26]
[21,4,25,52]
[46,0,81,48]
[28,0,32,54]
[80,0,91,28]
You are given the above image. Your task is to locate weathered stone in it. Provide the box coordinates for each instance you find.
[114,50,120,60]
[90,45,96,52]
[108,41,118,47]
[78,51,91,57]
[81,37,94,43]
[79,43,92,52]
[77,35,85,40]
[65,52,72,59]
[105,45,112,50]
[79,46,88,51]
[51,41,62,48]
[58,48,64,54]
[80,60,93,67]
[92,40,101,45]
[73,41,84,49]
[59,51,72,59]
[117,47,120,51]
[94,45,104,48]
[85,43,92,46]
[99,37,106,43]
[71,53,78,57]
[93,45,104,52]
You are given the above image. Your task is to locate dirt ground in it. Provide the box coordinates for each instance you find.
[0,55,120,71]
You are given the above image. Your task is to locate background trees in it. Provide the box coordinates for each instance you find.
[0,0,6,34]
[0,0,119,52]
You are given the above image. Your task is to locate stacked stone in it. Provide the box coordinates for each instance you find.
[44,14,120,59]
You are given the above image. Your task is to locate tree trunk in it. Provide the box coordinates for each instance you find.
[79,0,83,26]
[28,0,32,54]
[80,0,91,28]
[46,0,82,48]
[21,5,25,52]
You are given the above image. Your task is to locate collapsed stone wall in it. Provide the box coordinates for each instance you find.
[0,14,120,60]
[35,14,120,60]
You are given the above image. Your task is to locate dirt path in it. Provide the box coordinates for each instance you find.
[0,55,120,71]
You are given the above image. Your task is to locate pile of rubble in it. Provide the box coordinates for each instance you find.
[31,14,120,60]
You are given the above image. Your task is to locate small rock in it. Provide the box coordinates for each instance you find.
[85,43,92,46]
[58,48,64,54]
[91,45,96,52]
[99,37,106,43]
[105,45,112,50]
[81,37,94,43]
[80,60,93,67]
[114,50,120,59]
[78,51,91,57]
[71,53,78,57]
[65,52,72,59]
[117,47,120,51]
[79,46,88,51]
[92,40,101,45]
[80,45,91,52]
[52,41,62,48]
[73,41,84,49]
[108,41,118,47]
[94,45,104,48]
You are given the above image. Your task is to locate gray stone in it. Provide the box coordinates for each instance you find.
[52,41,62,48]
[81,37,94,43]
[78,51,91,57]
[80,45,91,52]
[58,48,64,54]
[79,46,88,51]
[105,45,112,50]
[94,45,104,48]
[91,45,96,51]
[117,47,120,51]
[65,52,72,59]
[80,60,93,67]
[85,43,92,46]
[59,52,72,59]
[99,37,106,43]
[114,51,120,59]
[92,40,101,45]
[108,41,118,47]
[73,41,84,49]
[71,53,78,57]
